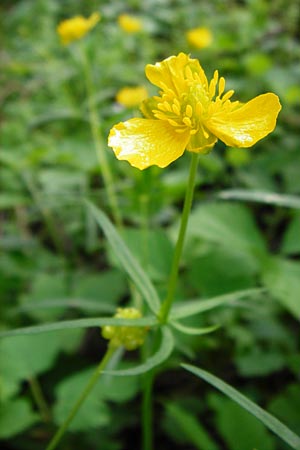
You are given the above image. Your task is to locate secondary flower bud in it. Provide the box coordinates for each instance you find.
[102,307,148,350]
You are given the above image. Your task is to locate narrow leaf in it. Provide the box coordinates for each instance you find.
[182,364,300,450]
[0,316,157,339]
[86,200,161,313]
[105,326,174,376]
[171,321,220,335]
[218,190,300,209]
[171,288,264,320]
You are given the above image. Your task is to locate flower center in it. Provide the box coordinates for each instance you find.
[152,65,235,137]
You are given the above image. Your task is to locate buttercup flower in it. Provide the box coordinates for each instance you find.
[118,14,143,33]
[186,27,213,49]
[116,86,148,108]
[108,53,281,170]
[57,12,100,45]
[102,307,148,351]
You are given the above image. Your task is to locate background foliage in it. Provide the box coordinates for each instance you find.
[1,0,300,449]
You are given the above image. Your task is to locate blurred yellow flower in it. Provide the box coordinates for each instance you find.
[186,27,213,49]
[108,53,281,170]
[116,86,148,108]
[118,14,143,33]
[57,12,100,45]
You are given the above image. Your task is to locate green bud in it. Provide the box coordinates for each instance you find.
[102,307,148,351]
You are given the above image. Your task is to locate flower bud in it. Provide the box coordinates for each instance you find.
[102,307,148,351]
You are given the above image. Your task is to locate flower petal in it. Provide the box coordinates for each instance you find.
[205,93,281,147]
[108,118,190,170]
[145,53,208,95]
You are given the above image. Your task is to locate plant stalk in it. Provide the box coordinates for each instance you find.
[45,346,116,450]
[158,152,200,323]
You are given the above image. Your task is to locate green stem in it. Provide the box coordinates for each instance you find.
[45,346,116,450]
[142,370,154,450]
[28,376,51,423]
[158,153,200,323]
[81,48,122,229]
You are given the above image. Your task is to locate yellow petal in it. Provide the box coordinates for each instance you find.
[108,118,190,170]
[205,93,281,147]
[145,53,208,94]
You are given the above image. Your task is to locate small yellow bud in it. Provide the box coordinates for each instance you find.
[118,14,143,33]
[116,86,148,108]
[102,307,148,351]
[186,27,213,49]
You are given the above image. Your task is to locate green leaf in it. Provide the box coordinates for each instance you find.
[268,384,300,435]
[165,402,219,450]
[0,316,157,339]
[187,202,266,255]
[182,364,300,450]
[170,321,219,335]
[86,200,161,313]
[118,228,173,282]
[262,257,300,318]
[170,288,264,320]
[186,247,256,297]
[217,190,300,209]
[0,399,38,438]
[281,213,300,255]
[0,330,83,381]
[208,393,275,450]
[105,326,174,376]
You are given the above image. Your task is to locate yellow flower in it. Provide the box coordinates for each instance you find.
[116,86,148,108]
[102,307,148,351]
[186,27,213,49]
[118,14,143,33]
[108,53,281,170]
[57,12,100,45]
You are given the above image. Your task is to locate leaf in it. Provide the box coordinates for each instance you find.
[186,247,257,297]
[281,213,300,255]
[170,288,264,320]
[217,190,300,209]
[0,316,157,339]
[170,321,219,335]
[104,326,174,376]
[182,364,300,450]
[73,269,127,303]
[0,330,82,381]
[0,399,38,438]
[86,200,161,313]
[262,257,300,319]
[118,228,173,282]
[165,402,219,450]
[268,384,300,435]
[208,393,275,450]
[187,202,266,255]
